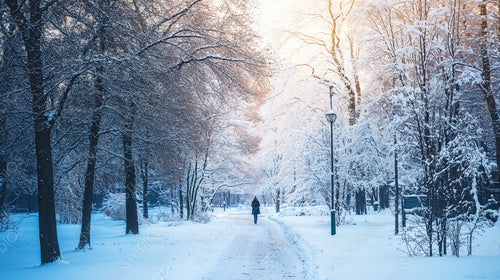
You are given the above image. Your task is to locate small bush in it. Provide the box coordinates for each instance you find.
[278,205,330,216]
[194,211,213,223]
[102,193,143,223]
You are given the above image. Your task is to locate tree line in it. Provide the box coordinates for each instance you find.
[0,0,268,264]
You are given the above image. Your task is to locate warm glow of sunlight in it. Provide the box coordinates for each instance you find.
[254,0,320,63]
[254,0,371,89]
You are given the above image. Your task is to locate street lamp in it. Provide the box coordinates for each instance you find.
[325,85,337,236]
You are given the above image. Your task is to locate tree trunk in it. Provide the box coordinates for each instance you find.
[223,191,228,211]
[442,217,447,255]
[78,0,108,249]
[179,183,184,219]
[35,126,61,263]
[355,189,366,215]
[186,184,191,220]
[379,185,389,210]
[0,148,6,221]
[0,112,6,217]
[479,3,500,180]
[427,189,434,257]
[192,182,200,218]
[276,189,280,213]
[142,159,148,219]
[186,162,192,220]
[78,90,103,249]
[395,133,399,235]
[349,35,361,118]
[5,0,61,264]
[468,231,473,256]
[0,24,14,222]
[170,185,175,214]
[123,111,138,234]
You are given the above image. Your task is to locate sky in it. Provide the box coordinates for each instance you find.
[253,0,317,64]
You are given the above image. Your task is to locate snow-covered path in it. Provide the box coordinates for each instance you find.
[201,213,307,280]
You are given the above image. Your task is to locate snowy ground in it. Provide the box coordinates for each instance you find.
[273,209,500,280]
[1,206,499,280]
[201,212,306,279]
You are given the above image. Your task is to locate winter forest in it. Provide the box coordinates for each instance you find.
[1,0,499,279]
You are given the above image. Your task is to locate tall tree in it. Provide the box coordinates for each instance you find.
[296,0,367,214]
[123,100,139,234]
[78,0,109,248]
[478,2,500,179]
[5,0,62,264]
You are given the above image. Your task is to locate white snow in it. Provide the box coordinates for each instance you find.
[1,207,499,280]
[274,209,500,280]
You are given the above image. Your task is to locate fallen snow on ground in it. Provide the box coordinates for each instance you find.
[0,208,235,280]
[272,208,500,280]
[1,207,499,280]
[200,212,307,280]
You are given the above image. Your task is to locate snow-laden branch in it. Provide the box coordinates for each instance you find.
[150,0,205,32]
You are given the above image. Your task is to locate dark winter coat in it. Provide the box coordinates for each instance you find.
[251,199,260,215]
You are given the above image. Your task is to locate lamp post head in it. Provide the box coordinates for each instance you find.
[325,110,337,123]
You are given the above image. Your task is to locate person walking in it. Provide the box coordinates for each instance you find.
[251,196,260,224]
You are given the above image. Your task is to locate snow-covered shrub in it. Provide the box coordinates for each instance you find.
[279,205,330,216]
[102,193,125,221]
[193,211,213,223]
[152,207,169,223]
[148,207,178,223]
[401,215,431,257]
[403,209,494,257]
[102,193,126,221]
[102,193,143,223]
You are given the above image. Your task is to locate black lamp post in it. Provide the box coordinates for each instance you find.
[325,85,337,236]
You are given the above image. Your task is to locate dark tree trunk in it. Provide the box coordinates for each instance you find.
[443,224,447,255]
[440,216,447,256]
[142,159,148,219]
[78,90,103,249]
[479,3,500,180]
[123,112,138,234]
[35,127,61,263]
[179,183,184,219]
[0,146,6,219]
[78,0,108,249]
[395,133,399,235]
[355,189,367,215]
[427,188,434,257]
[186,162,191,220]
[186,185,191,220]
[0,25,14,220]
[170,185,175,214]
[276,189,280,213]
[6,0,61,264]
[345,186,351,214]
[0,112,6,217]
[379,185,389,210]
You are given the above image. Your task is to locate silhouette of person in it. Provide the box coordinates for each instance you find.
[251,196,260,224]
